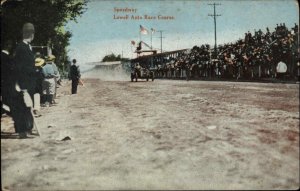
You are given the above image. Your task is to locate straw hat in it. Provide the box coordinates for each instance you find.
[46,55,56,61]
[35,58,45,67]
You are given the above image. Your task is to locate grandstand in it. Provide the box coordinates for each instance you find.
[131,23,299,82]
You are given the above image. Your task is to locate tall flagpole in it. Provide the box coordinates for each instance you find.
[151,31,152,50]
[139,30,141,42]
[157,30,164,53]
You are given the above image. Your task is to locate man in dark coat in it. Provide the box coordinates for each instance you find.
[1,40,15,115]
[69,59,81,94]
[15,23,36,100]
[12,23,36,138]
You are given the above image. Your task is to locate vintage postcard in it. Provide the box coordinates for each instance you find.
[1,0,299,190]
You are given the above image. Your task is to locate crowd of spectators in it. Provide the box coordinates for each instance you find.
[34,53,61,108]
[153,23,299,80]
[1,22,65,138]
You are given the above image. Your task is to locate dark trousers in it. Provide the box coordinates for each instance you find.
[276,73,285,79]
[71,79,78,94]
[9,92,34,133]
[41,94,46,104]
[2,82,34,133]
[1,84,13,115]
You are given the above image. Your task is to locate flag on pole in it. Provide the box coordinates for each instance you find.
[131,40,136,46]
[151,28,156,34]
[140,25,148,35]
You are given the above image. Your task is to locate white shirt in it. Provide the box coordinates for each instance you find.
[2,50,9,55]
[276,61,287,73]
[23,39,32,51]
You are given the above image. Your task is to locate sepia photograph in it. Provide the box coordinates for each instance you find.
[1,0,299,190]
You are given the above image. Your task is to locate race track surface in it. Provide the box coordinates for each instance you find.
[1,79,299,190]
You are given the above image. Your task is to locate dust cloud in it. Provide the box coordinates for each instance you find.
[82,64,130,81]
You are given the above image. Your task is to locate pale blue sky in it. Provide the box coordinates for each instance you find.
[66,0,299,70]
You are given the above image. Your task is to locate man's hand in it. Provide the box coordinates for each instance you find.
[22,90,33,108]
[15,83,21,92]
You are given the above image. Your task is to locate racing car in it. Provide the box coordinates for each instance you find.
[131,63,154,82]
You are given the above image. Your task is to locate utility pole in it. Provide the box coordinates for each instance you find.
[151,32,152,50]
[150,30,153,50]
[157,30,165,53]
[208,3,221,59]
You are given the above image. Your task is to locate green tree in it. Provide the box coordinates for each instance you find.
[1,0,88,71]
[102,53,130,62]
[102,53,120,62]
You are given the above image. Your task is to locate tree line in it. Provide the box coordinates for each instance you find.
[1,0,88,71]
[102,53,130,62]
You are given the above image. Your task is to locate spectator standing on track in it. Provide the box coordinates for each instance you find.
[1,40,15,115]
[69,59,81,94]
[49,55,60,103]
[42,55,56,106]
[15,23,36,104]
[13,23,36,138]
[34,57,45,113]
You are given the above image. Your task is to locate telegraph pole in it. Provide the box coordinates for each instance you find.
[157,30,165,53]
[208,3,221,58]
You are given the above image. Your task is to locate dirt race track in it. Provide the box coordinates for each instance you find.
[1,78,299,190]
